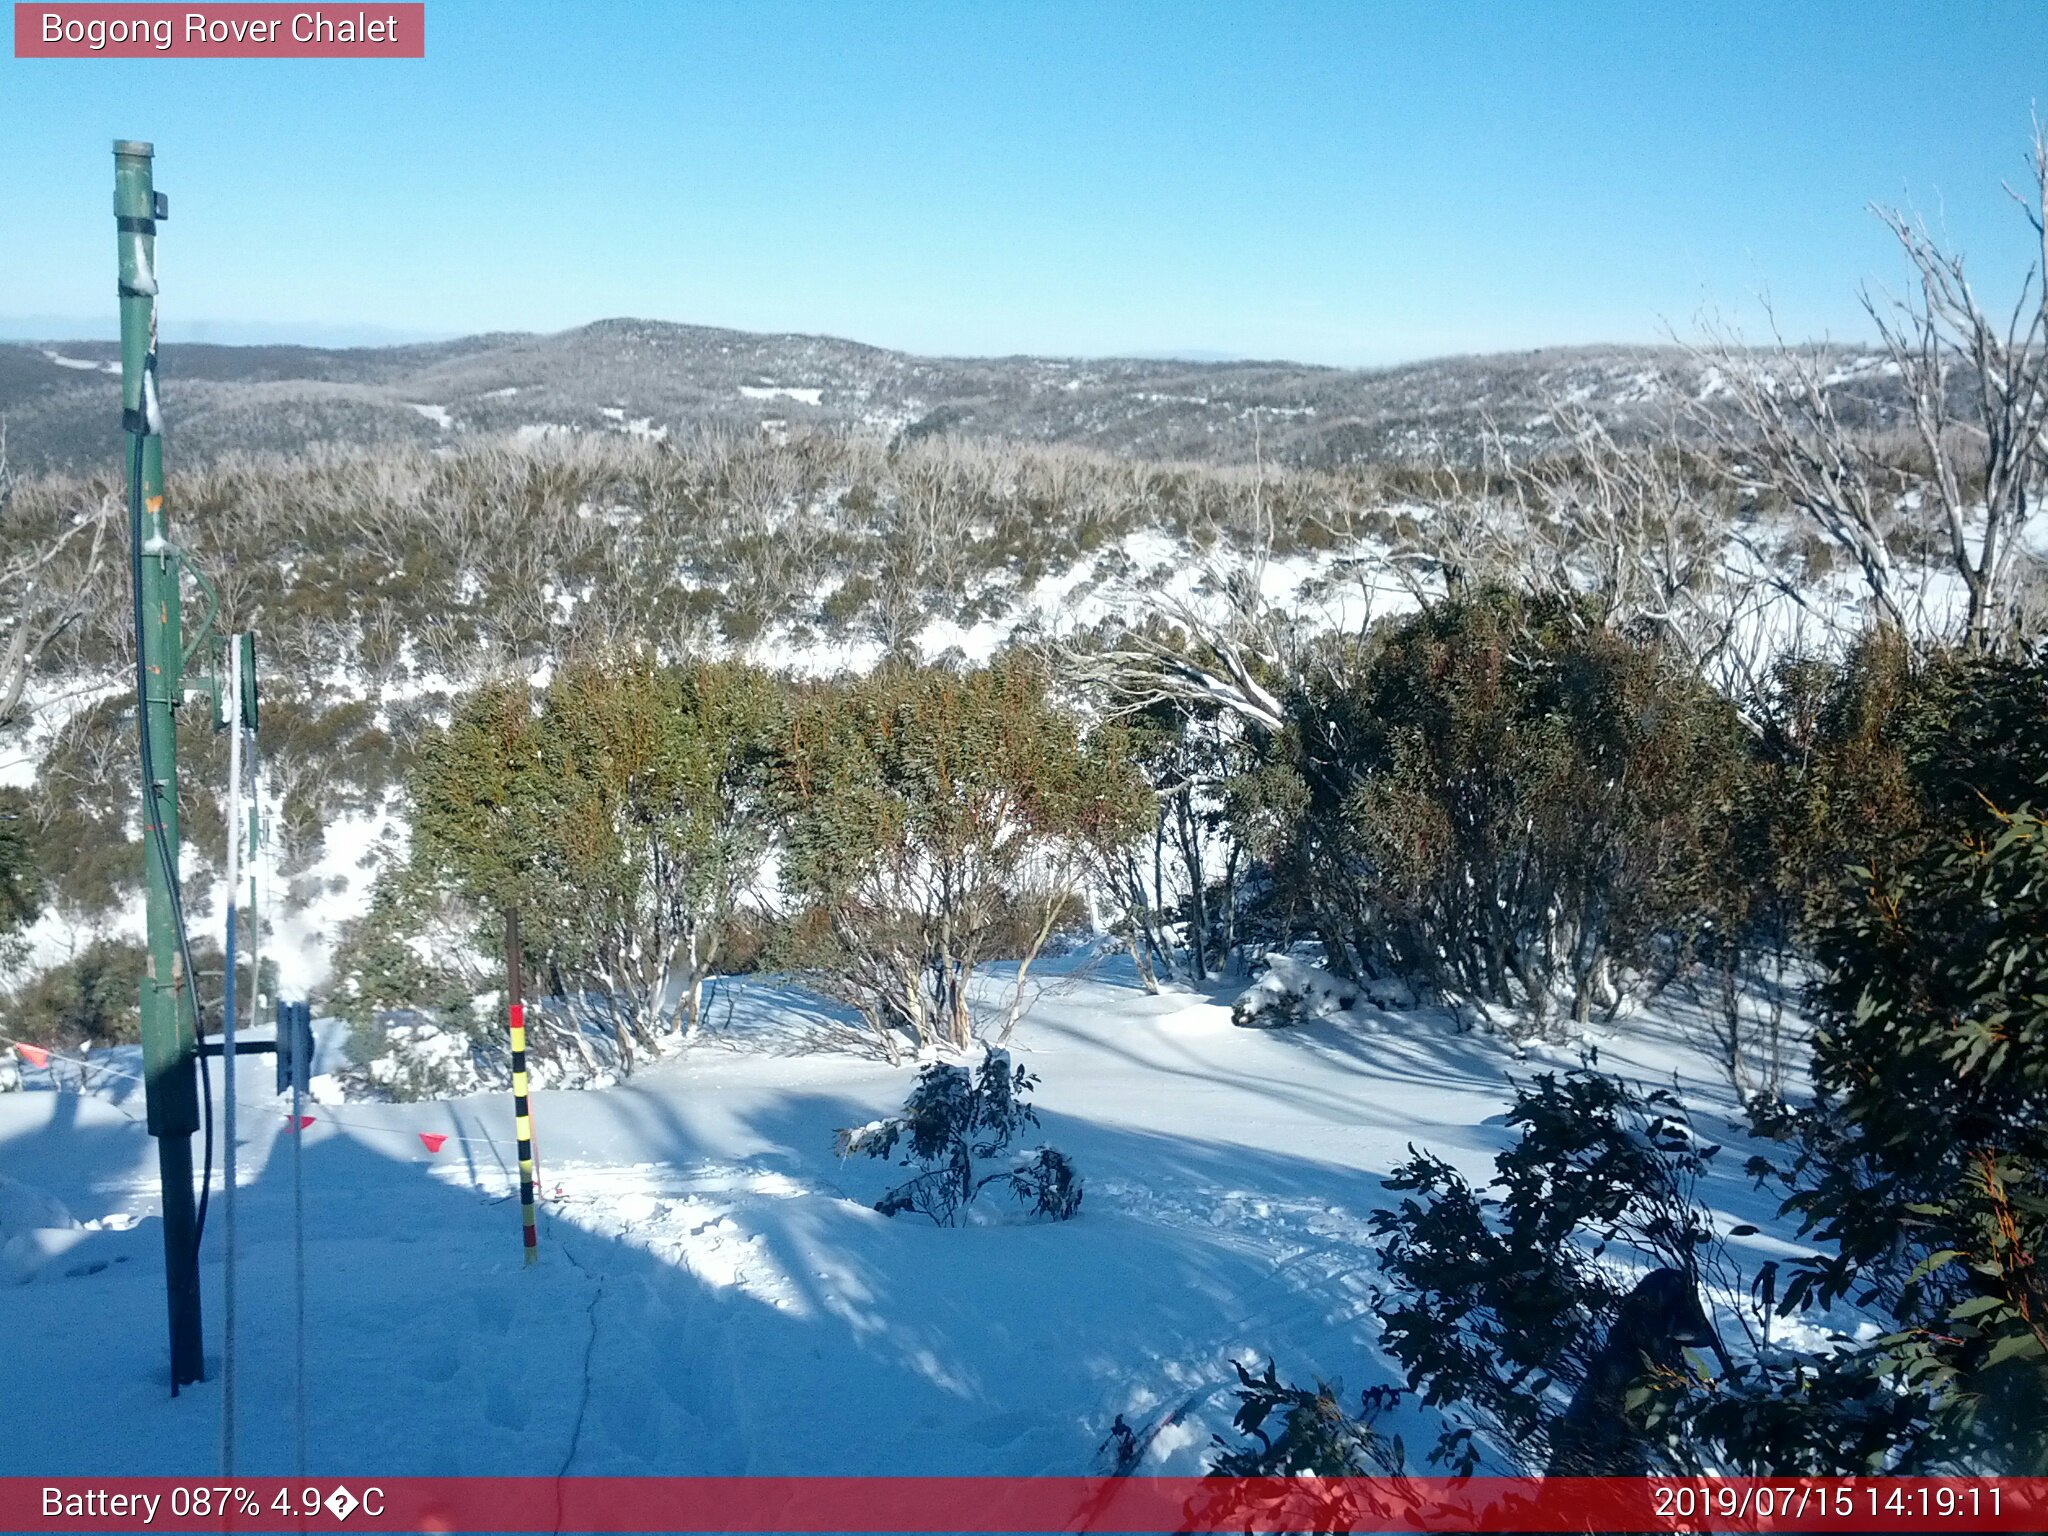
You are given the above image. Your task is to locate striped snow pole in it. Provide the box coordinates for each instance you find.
[507,909,538,1264]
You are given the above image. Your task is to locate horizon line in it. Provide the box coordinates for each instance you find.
[0,314,1869,374]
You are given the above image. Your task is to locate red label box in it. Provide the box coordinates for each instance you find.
[3,1477,2048,1533]
[14,3,425,57]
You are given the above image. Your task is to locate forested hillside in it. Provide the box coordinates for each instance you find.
[0,324,1919,473]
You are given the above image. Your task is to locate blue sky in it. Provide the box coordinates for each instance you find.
[2,1,2044,363]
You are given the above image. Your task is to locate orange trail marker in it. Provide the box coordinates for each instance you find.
[419,1132,448,1153]
[15,1044,50,1069]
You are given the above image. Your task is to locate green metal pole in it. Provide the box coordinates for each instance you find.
[116,138,204,1391]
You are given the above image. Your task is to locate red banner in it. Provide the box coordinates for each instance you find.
[13,4,424,58]
[2,1477,2044,1532]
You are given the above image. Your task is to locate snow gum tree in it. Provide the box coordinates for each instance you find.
[0,429,111,733]
[1692,122,2048,654]
[409,653,779,1063]
[1241,590,1749,1035]
[776,657,1148,1059]
[536,655,779,1046]
[1090,693,1245,989]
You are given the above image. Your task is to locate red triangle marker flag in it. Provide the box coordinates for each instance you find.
[419,1132,448,1153]
[15,1044,50,1069]
[285,1115,315,1132]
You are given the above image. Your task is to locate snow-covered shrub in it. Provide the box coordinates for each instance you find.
[352,1019,490,1102]
[1008,1145,1082,1221]
[1230,952,1357,1028]
[835,1048,1082,1226]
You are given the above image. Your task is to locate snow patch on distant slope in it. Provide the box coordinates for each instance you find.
[40,350,118,375]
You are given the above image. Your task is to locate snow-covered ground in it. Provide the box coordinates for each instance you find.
[0,953,1813,1479]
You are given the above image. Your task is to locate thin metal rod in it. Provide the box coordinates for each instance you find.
[292,999,307,1475]
[221,638,241,1474]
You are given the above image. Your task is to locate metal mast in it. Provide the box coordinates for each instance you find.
[116,138,205,1391]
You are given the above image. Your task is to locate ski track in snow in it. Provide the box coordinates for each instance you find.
[0,955,1822,1477]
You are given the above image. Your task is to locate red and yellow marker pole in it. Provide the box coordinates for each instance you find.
[507,909,538,1264]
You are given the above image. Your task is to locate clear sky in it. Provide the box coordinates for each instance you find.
[2,1,2044,364]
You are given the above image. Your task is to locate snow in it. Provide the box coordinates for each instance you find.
[406,402,453,430]
[41,350,119,375]
[0,953,1830,1477]
[1231,951,1361,1026]
[738,385,824,406]
[597,407,668,441]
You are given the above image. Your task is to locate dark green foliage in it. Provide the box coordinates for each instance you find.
[3,939,148,1048]
[392,652,1137,1066]
[1367,1066,1721,1474]
[1196,1365,1409,1534]
[327,862,485,1035]
[1650,638,2048,1467]
[1247,590,1749,1033]
[1207,1361,1405,1476]
[0,787,41,954]
[1762,796,2048,1470]
[1359,1063,1938,1475]
[1349,645,2048,1477]
[1748,634,2048,938]
[1669,1333,1934,1475]
[834,1048,1082,1226]
[777,657,1148,1057]
[1667,636,2048,1103]
[408,678,542,918]
[407,653,780,1055]
[1008,1144,1083,1221]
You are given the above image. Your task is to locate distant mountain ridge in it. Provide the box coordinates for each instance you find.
[0,318,1902,473]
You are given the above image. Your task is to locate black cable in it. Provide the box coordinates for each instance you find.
[128,432,215,1275]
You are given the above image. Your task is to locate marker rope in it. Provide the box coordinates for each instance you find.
[2,1031,519,1154]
